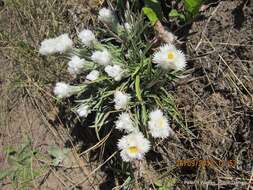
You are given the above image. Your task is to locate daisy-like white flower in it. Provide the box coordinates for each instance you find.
[117,132,151,162]
[152,44,186,71]
[148,109,173,138]
[78,29,96,47]
[67,56,85,76]
[39,33,73,55]
[114,91,130,110]
[86,70,99,81]
[76,104,90,118]
[115,112,136,133]
[53,82,81,98]
[104,65,124,81]
[91,49,112,66]
[98,8,116,25]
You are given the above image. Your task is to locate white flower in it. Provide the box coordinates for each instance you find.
[39,33,73,55]
[78,29,96,47]
[67,56,85,76]
[53,82,80,98]
[124,22,132,32]
[104,65,124,81]
[148,109,173,138]
[91,50,112,66]
[115,112,136,133]
[114,91,130,110]
[98,8,116,24]
[76,104,90,118]
[117,132,151,162]
[86,70,99,81]
[152,44,186,71]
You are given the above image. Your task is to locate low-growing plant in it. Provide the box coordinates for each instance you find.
[38,4,189,185]
[0,140,40,189]
[141,0,204,24]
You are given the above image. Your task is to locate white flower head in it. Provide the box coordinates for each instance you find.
[76,104,90,118]
[86,70,99,81]
[148,109,173,138]
[67,56,85,76]
[53,82,80,98]
[115,112,137,133]
[152,44,186,71]
[98,8,116,25]
[124,22,132,32]
[78,29,96,47]
[104,65,124,81]
[114,91,130,110]
[91,49,112,66]
[117,132,151,162]
[39,33,73,55]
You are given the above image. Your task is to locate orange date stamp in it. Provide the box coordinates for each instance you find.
[176,159,237,167]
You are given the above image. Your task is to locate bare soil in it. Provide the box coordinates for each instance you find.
[0,1,103,189]
[171,0,252,188]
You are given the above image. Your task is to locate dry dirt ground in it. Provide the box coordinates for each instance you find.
[168,0,252,188]
[0,0,252,189]
[0,0,105,189]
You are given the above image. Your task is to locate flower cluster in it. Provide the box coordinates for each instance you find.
[39,7,186,163]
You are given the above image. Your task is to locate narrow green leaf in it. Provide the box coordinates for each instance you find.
[141,104,148,125]
[135,75,142,102]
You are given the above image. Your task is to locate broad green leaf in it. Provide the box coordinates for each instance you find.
[144,0,163,19]
[184,0,203,16]
[142,7,158,25]
[169,9,186,21]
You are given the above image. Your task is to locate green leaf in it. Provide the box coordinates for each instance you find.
[142,7,158,25]
[141,104,148,125]
[169,9,186,21]
[144,0,163,19]
[135,75,142,102]
[154,180,163,187]
[184,0,203,16]
[48,146,69,166]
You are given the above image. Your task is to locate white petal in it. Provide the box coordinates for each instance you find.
[39,34,73,55]
[86,70,99,81]
[91,50,112,66]
[78,29,96,47]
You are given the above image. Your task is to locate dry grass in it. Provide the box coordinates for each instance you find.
[0,0,252,189]
[0,0,105,189]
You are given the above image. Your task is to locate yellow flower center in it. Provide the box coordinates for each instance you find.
[167,52,174,61]
[157,118,166,128]
[128,146,139,154]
